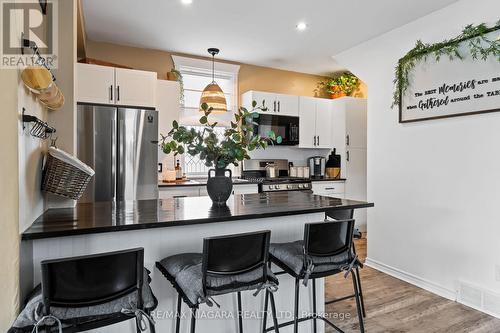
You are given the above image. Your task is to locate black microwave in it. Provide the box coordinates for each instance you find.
[253,114,299,145]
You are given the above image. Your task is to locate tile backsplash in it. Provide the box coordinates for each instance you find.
[248,146,331,167]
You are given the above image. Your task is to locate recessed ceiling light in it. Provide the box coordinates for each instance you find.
[181,0,193,5]
[296,22,307,31]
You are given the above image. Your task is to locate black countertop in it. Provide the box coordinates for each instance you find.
[310,177,346,182]
[22,192,374,240]
[158,178,259,188]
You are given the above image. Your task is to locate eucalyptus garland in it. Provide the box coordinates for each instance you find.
[392,21,500,107]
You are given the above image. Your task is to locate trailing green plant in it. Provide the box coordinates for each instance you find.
[169,68,185,105]
[322,72,360,95]
[393,21,500,107]
[160,101,282,170]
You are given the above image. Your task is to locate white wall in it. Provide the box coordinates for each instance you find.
[334,0,500,312]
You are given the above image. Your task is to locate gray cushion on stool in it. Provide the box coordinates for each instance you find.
[10,268,156,332]
[157,253,277,307]
[270,240,350,276]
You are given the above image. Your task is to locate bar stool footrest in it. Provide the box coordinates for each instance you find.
[264,314,345,333]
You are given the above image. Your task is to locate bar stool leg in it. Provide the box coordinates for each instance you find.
[135,317,142,333]
[352,242,366,318]
[190,308,197,333]
[176,293,182,333]
[312,279,317,333]
[238,291,244,333]
[355,267,367,318]
[262,289,269,333]
[351,271,365,333]
[269,290,280,333]
[294,278,300,333]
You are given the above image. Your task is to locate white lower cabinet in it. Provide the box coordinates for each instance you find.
[232,184,259,195]
[159,183,259,199]
[159,187,201,199]
[312,181,345,198]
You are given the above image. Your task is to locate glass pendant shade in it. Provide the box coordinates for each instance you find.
[200,81,227,113]
[200,48,227,112]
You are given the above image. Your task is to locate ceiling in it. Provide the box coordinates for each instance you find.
[82,0,458,76]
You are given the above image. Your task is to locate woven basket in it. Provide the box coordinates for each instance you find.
[41,148,95,200]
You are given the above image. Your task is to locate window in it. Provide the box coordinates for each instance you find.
[183,126,227,176]
[171,56,240,176]
[172,55,240,114]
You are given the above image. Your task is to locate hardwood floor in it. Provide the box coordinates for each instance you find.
[324,238,500,332]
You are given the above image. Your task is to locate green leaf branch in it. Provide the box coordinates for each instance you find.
[160,101,282,170]
[393,22,500,108]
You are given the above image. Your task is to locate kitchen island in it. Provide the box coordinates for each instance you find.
[22,192,373,333]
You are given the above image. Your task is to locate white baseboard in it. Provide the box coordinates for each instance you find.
[365,258,457,301]
[366,258,500,320]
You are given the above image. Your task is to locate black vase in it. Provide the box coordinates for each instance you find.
[206,168,233,207]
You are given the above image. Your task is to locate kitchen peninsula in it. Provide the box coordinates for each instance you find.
[21,191,373,333]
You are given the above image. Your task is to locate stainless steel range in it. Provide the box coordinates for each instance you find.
[241,159,312,193]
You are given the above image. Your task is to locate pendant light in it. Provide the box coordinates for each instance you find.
[199,48,227,113]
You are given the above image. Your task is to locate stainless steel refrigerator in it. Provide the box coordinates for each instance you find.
[77,104,159,202]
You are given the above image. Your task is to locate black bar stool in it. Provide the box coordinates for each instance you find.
[156,230,280,333]
[326,209,366,318]
[9,248,157,333]
[263,219,365,333]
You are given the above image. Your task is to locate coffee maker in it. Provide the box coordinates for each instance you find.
[307,156,326,178]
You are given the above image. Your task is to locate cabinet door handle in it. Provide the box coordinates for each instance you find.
[116,86,120,102]
[346,151,350,161]
[313,135,316,146]
[324,187,336,190]
[110,85,113,101]
[273,101,277,112]
[317,135,320,146]
[346,134,350,146]
[277,101,280,112]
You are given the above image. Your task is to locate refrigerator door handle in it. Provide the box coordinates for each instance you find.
[111,118,116,200]
[116,112,122,200]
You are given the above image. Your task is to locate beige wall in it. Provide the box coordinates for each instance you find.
[85,40,370,100]
[0,0,23,326]
[0,68,20,332]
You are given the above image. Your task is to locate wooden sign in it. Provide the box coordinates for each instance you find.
[399,30,500,123]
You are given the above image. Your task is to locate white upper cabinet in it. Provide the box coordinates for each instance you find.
[298,97,317,148]
[315,98,333,148]
[114,68,157,108]
[274,93,299,116]
[242,91,275,113]
[76,63,157,108]
[76,63,115,104]
[241,91,298,116]
[345,98,367,149]
[298,96,333,148]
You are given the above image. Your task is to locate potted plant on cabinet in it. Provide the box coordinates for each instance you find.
[160,101,281,206]
[322,72,360,99]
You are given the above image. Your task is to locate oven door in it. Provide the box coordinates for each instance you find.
[254,114,299,145]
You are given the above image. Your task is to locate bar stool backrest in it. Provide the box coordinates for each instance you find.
[202,230,271,276]
[41,248,144,312]
[304,219,355,257]
[326,209,353,220]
